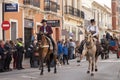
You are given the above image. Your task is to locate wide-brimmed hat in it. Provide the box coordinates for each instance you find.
[41,19,47,23]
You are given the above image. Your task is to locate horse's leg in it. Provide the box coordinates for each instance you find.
[47,55,51,72]
[39,57,42,70]
[54,54,57,73]
[91,57,95,76]
[40,58,44,75]
[80,48,87,61]
[87,57,91,74]
[95,57,98,72]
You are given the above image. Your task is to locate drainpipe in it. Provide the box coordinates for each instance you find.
[2,0,5,40]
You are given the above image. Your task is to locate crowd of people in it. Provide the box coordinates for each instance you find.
[0,38,25,72]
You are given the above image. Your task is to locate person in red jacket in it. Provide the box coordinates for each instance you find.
[39,19,55,53]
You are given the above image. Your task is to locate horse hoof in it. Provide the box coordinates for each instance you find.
[91,73,94,76]
[87,71,90,74]
[54,71,57,74]
[95,69,98,72]
[48,69,51,72]
[40,73,43,75]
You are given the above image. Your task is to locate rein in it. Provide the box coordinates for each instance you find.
[86,38,95,49]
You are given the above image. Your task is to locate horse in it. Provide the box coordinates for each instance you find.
[100,39,109,59]
[37,32,57,75]
[80,32,99,76]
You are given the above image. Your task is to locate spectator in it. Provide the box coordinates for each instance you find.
[57,41,63,64]
[16,38,25,70]
[0,40,5,72]
[105,31,111,40]
[4,40,12,71]
[69,39,76,59]
[63,42,69,65]
[9,41,17,69]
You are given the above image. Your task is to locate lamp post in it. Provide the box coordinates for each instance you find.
[2,0,5,40]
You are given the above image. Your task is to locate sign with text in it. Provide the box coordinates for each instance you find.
[47,20,60,27]
[4,3,18,12]
[24,19,34,28]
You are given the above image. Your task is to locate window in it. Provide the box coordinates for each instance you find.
[23,0,40,8]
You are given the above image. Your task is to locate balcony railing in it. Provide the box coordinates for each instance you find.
[23,0,40,8]
[65,6,85,19]
[44,1,58,12]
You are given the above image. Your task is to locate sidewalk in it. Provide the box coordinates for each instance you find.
[10,58,30,69]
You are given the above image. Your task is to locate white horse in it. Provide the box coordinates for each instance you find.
[80,32,98,76]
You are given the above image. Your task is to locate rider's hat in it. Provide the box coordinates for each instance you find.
[41,19,47,23]
[90,19,95,23]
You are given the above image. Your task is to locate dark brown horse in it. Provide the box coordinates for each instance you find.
[37,32,57,75]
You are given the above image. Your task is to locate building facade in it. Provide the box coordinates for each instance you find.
[112,0,119,30]
[62,0,85,41]
[0,1,2,40]
[1,0,62,49]
[92,1,112,39]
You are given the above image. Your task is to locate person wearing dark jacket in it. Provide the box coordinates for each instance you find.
[40,19,56,54]
[4,40,12,71]
[16,39,24,70]
[9,41,17,69]
[105,31,111,41]
[0,40,5,72]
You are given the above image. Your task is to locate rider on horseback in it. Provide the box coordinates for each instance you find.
[39,19,55,53]
[87,19,99,40]
[78,19,99,54]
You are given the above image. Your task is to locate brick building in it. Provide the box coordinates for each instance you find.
[1,0,62,48]
[112,0,119,30]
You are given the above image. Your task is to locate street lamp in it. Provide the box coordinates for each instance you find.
[2,0,5,40]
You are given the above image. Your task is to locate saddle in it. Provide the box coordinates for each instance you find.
[45,36,53,50]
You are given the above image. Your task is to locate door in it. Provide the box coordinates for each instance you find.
[24,28,32,49]
[11,22,17,41]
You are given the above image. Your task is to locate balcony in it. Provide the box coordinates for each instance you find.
[23,0,40,8]
[44,1,58,12]
[64,6,85,19]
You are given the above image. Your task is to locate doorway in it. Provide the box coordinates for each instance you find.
[11,22,17,41]
[24,28,33,49]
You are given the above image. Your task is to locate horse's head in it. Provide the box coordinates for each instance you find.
[85,32,93,45]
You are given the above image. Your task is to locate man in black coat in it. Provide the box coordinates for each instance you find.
[105,31,111,41]
[4,40,12,71]
[16,39,25,70]
[0,40,5,72]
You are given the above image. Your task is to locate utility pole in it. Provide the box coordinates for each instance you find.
[2,0,5,40]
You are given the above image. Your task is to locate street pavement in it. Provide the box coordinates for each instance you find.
[0,53,120,80]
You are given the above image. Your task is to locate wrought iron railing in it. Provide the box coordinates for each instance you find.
[23,0,40,8]
[64,6,85,19]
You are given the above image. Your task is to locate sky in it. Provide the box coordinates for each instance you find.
[95,0,111,8]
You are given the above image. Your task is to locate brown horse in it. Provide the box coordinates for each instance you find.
[80,32,98,76]
[37,32,57,75]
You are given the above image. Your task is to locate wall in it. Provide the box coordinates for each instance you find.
[0,2,2,40]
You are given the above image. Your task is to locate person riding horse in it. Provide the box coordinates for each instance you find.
[39,19,55,54]
[78,19,99,55]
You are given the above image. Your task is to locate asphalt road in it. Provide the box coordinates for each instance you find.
[0,54,120,80]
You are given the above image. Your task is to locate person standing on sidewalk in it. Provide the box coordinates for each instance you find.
[4,40,12,71]
[0,40,5,72]
[16,38,25,70]
[63,42,69,65]
[57,41,63,65]
[69,39,76,59]
[9,41,17,69]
